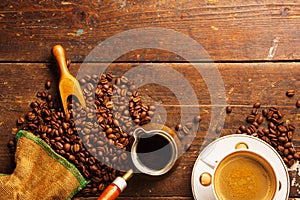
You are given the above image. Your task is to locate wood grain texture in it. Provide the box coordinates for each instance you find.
[1,62,300,198]
[1,0,300,62]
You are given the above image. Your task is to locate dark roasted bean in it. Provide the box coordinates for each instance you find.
[175,124,182,131]
[289,147,296,154]
[283,149,289,156]
[226,106,232,114]
[251,108,258,116]
[277,125,287,133]
[286,90,295,97]
[294,152,300,160]
[277,146,284,152]
[287,159,295,168]
[253,102,261,108]
[256,116,264,124]
[283,142,292,149]
[239,125,247,132]
[63,143,71,152]
[194,115,202,123]
[252,121,260,129]
[17,116,25,125]
[246,115,256,123]
[296,100,300,108]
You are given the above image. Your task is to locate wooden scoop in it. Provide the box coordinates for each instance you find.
[52,45,86,114]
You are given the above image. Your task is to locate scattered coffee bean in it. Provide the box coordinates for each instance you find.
[251,108,258,116]
[286,90,295,97]
[253,102,261,108]
[256,115,264,124]
[194,115,202,123]
[175,123,182,131]
[239,125,247,133]
[296,100,300,108]
[262,109,268,117]
[45,80,51,90]
[226,106,232,114]
[16,116,25,125]
[246,115,256,123]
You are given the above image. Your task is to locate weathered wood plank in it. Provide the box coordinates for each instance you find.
[1,62,300,198]
[1,0,300,62]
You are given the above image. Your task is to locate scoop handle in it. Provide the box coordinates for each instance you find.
[52,45,70,77]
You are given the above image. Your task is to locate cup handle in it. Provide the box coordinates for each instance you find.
[133,127,146,139]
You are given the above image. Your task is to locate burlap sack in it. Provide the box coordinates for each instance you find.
[0,130,88,200]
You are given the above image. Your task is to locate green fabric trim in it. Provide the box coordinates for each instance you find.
[0,174,8,177]
[16,130,88,199]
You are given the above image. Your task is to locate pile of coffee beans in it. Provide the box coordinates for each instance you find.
[8,73,154,196]
[234,102,300,168]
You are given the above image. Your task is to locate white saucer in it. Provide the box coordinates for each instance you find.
[191,134,290,200]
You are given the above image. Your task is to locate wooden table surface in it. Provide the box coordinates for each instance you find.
[1,0,300,199]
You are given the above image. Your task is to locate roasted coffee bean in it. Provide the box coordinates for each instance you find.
[289,147,296,154]
[270,117,280,125]
[288,125,295,131]
[277,110,284,119]
[252,121,260,129]
[246,115,256,123]
[287,155,294,160]
[270,140,277,146]
[296,100,300,108]
[287,131,293,140]
[45,80,51,90]
[253,102,261,108]
[288,159,295,168]
[268,122,276,130]
[7,138,15,148]
[278,136,287,143]
[256,115,264,125]
[68,155,76,162]
[194,115,202,123]
[63,143,71,152]
[262,109,268,117]
[249,125,257,133]
[257,130,264,137]
[269,128,277,135]
[251,108,258,116]
[283,149,289,156]
[294,152,300,160]
[283,142,292,149]
[268,133,277,139]
[277,145,284,152]
[246,128,252,135]
[239,125,247,132]
[262,127,269,135]
[286,90,295,97]
[283,157,289,164]
[17,116,25,125]
[251,133,258,137]
[277,125,287,133]
[226,106,232,114]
